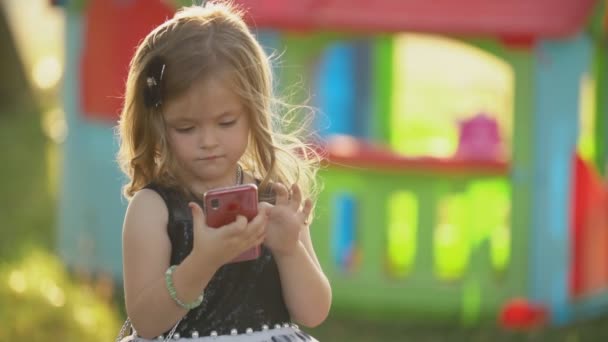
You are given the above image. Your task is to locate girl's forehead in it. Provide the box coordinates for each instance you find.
[162,74,244,121]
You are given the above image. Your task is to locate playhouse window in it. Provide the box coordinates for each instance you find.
[391,33,514,160]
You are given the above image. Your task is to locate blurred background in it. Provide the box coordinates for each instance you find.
[2,0,608,340]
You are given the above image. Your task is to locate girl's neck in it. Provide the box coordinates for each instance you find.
[186,164,244,195]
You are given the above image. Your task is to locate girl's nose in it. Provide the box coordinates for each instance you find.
[198,128,219,149]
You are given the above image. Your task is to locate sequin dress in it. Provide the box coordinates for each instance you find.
[144,183,291,337]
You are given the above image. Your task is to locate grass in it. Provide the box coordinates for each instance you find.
[0,107,56,261]
[307,315,608,341]
[0,105,122,341]
[2,104,608,341]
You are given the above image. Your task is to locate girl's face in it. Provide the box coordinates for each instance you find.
[162,72,250,193]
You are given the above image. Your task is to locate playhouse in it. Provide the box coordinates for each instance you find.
[54,0,608,326]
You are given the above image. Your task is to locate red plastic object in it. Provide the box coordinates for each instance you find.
[80,0,174,122]
[499,298,548,330]
[569,154,608,298]
[498,35,537,50]
[236,0,594,37]
[318,135,509,175]
[77,0,596,121]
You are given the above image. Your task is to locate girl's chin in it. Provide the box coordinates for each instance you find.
[192,172,230,184]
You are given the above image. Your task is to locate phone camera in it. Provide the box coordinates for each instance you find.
[210,198,220,210]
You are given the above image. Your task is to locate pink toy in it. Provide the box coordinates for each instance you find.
[455,113,504,161]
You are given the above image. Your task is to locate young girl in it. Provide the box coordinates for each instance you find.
[116,2,331,341]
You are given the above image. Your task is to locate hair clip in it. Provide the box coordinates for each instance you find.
[195,0,209,7]
[143,55,166,109]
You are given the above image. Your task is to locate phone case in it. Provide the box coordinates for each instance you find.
[203,183,260,263]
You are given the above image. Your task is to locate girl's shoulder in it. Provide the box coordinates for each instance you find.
[128,186,170,218]
[122,186,170,240]
[142,182,175,200]
[139,183,193,222]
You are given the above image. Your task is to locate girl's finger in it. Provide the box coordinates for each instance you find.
[224,215,248,237]
[248,209,268,234]
[290,183,302,211]
[241,226,265,253]
[257,202,273,221]
[248,220,266,244]
[301,198,313,225]
[257,202,272,218]
[188,202,206,230]
[254,232,266,246]
[272,182,290,206]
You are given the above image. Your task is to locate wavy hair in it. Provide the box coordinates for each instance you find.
[117,1,321,203]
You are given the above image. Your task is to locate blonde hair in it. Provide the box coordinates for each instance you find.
[117,1,321,203]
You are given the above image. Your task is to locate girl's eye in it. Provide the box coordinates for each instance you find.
[219,120,237,127]
[175,127,194,133]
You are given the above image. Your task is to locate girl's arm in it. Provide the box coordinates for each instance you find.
[123,189,268,338]
[122,190,217,338]
[273,226,332,328]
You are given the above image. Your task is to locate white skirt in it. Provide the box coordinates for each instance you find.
[125,325,319,342]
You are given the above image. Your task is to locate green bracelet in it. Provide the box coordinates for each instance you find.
[165,265,204,310]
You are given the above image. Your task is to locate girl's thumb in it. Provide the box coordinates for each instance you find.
[188,202,206,229]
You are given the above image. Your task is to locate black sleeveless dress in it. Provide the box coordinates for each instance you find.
[144,183,291,337]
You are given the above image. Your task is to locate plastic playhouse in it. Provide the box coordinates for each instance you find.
[54,0,608,327]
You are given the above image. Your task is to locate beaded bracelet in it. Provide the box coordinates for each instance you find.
[165,265,204,310]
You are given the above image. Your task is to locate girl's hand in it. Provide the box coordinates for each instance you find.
[188,202,268,269]
[263,183,313,258]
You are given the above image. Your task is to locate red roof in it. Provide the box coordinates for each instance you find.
[236,0,597,37]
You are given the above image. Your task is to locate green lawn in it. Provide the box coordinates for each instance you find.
[2,107,608,341]
[0,108,55,261]
[0,107,122,341]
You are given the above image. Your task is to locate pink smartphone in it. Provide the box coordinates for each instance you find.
[203,183,260,263]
